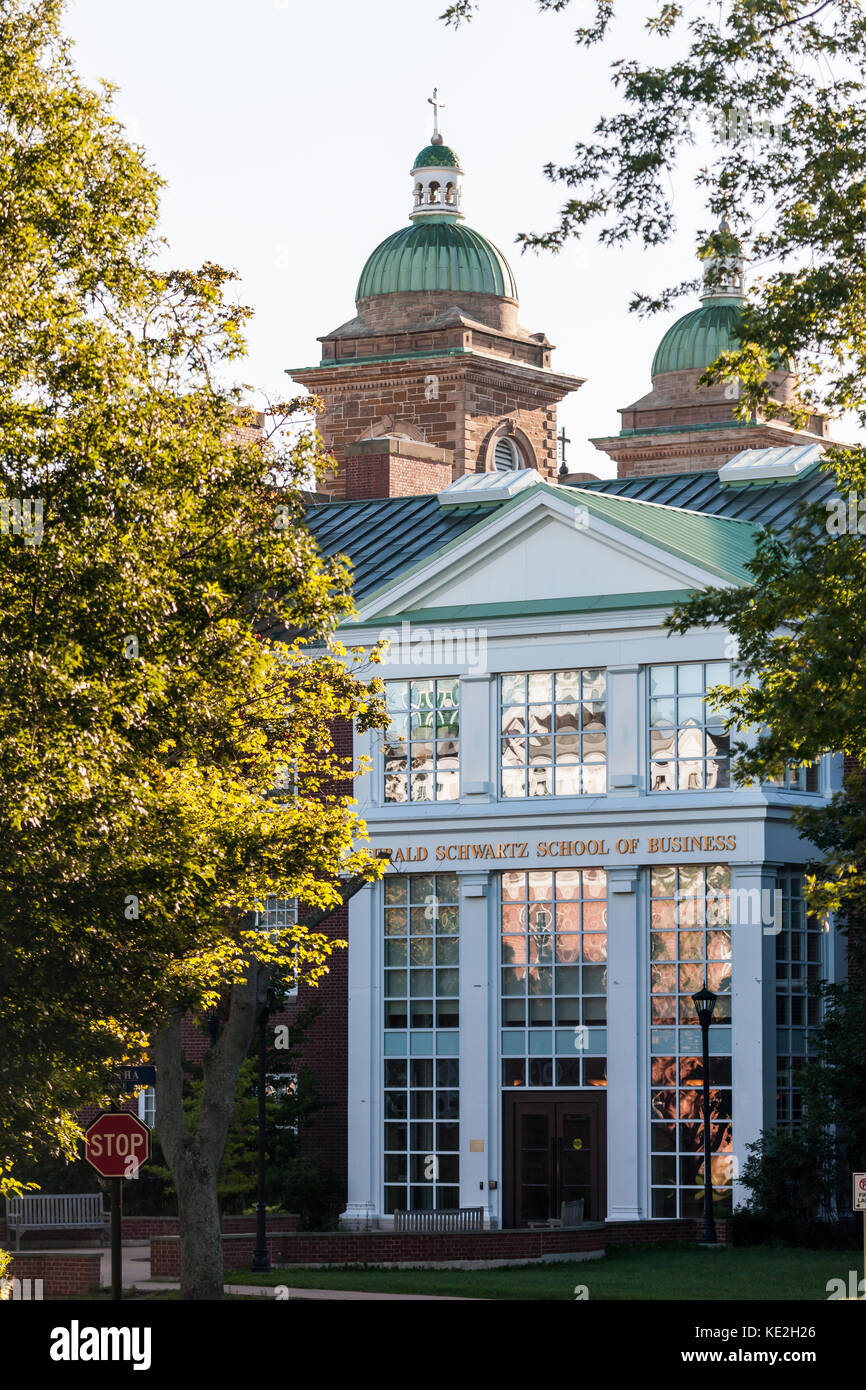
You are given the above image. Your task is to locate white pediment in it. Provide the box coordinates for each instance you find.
[355,487,731,622]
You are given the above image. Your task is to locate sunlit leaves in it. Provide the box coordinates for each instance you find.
[0,0,388,1192]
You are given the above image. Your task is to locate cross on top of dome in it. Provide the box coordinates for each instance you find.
[428,87,445,145]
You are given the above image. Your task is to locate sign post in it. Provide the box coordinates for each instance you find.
[85,1113,151,1301]
[854,1173,866,1300]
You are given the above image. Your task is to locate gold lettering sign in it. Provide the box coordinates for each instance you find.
[383,833,736,865]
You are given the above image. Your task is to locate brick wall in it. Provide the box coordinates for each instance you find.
[8,1253,102,1297]
[344,437,454,499]
[150,1218,731,1276]
[294,357,566,493]
[352,290,520,336]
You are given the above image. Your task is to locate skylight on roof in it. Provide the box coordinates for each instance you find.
[718,444,825,486]
[438,467,543,507]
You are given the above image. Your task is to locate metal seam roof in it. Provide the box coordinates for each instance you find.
[305,465,838,604]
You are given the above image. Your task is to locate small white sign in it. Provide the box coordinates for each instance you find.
[854,1173,866,1211]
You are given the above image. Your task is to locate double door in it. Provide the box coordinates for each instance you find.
[503,1092,606,1228]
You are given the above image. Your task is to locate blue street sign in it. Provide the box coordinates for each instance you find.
[118,1065,156,1090]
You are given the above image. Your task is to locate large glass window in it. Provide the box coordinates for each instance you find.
[500,670,606,798]
[384,679,459,803]
[767,762,821,794]
[649,865,733,1218]
[384,875,459,1031]
[383,872,460,1215]
[255,896,298,995]
[649,662,731,791]
[775,872,823,1128]
[383,1058,460,1214]
[500,868,607,1087]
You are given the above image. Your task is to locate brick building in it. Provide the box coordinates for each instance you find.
[590,229,830,478]
[274,113,847,1230]
[290,124,583,496]
[105,111,843,1232]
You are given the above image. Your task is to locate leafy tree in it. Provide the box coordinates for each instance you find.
[443,1,866,914]
[739,1125,834,1225]
[0,0,387,1297]
[442,2,866,430]
[149,1004,343,1229]
[739,972,866,1224]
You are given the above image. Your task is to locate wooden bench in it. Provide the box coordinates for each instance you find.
[527,1199,586,1231]
[5,1194,110,1250]
[393,1206,484,1234]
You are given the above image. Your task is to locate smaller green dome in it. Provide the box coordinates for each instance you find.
[413,143,462,171]
[652,299,743,376]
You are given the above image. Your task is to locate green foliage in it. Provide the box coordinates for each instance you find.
[444,1,866,434]
[739,1125,833,1223]
[148,1008,341,1227]
[0,0,388,1192]
[739,970,866,1222]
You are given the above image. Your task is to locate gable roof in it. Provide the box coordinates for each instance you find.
[562,485,759,585]
[305,463,837,615]
[305,494,496,601]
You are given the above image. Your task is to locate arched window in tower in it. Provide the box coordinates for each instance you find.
[444,181,455,204]
[428,180,440,204]
[494,437,521,472]
[414,182,423,206]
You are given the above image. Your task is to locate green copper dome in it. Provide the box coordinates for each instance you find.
[413,143,462,170]
[356,219,518,300]
[652,299,743,376]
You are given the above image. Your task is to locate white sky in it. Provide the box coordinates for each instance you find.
[64,0,766,477]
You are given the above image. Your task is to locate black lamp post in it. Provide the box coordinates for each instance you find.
[251,989,273,1273]
[691,984,718,1245]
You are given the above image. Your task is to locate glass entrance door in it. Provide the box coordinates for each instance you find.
[504,1092,605,1227]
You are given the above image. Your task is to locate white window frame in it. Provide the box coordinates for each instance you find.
[137,1085,156,1129]
[255,896,299,996]
[266,1072,298,1134]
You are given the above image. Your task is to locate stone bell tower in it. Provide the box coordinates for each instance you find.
[289,97,583,499]
[591,226,829,478]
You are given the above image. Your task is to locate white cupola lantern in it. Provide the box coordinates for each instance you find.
[409,88,464,222]
[700,216,746,303]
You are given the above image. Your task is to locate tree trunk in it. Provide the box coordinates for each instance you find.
[152,965,262,1299]
[150,878,376,1297]
[175,1149,223,1300]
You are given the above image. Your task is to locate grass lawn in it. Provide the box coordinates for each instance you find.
[225,1244,859,1301]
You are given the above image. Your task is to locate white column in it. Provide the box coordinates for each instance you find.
[460,673,493,800]
[607,664,641,794]
[458,871,494,1222]
[729,861,777,1211]
[605,864,645,1220]
[339,881,380,1228]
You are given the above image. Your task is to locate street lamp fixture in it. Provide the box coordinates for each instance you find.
[251,986,276,1273]
[691,983,718,1246]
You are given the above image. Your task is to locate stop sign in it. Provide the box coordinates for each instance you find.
[85,1113,151,1178]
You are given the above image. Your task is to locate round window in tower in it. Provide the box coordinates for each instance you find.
[493,437,521,472]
